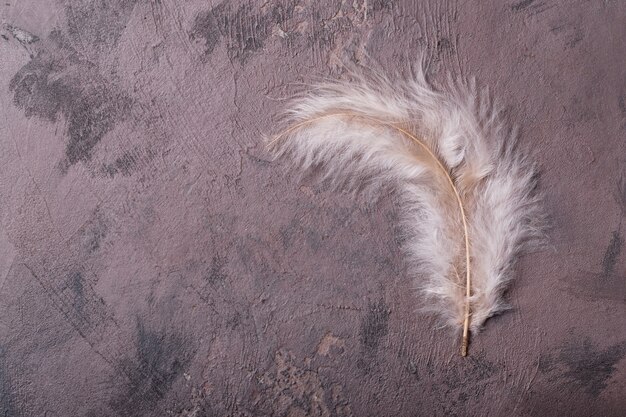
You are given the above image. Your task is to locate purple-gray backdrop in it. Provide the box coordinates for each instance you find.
[1,1,625,416]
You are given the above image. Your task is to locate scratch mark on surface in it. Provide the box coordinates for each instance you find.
[600,231,622,280]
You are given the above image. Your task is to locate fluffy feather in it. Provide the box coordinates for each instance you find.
[268,63,544,354]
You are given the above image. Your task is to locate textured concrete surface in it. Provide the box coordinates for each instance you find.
[0,1,625,416]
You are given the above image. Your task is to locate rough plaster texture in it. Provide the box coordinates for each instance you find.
[0,1,625,416]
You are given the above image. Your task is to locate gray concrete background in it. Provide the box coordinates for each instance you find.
[0,1,625,416]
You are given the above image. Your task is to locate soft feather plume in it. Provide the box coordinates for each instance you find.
[267,63,544,355]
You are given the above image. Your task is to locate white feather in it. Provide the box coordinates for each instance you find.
[268,63,544,344]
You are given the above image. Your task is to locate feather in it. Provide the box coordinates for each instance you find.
[267,63,544,355]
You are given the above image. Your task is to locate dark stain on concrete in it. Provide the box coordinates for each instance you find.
[206,255,228,284]
[110,320,192,415]
[437,37,453,53]
[22,262,121,372]
[66,0,138,52]
[9,37,75,122]
[102,151,139,178]
[356,300,390,374]
[359,300,390,351]
[63,88,132,169]
[411,353,501,416]
[511,0,536,12]
[190,2,226,59]
[541,338,626,397]
[190,1,296,63]
[0,346,20,417]
[7,0,137,169]
[442,354,500,392]
[601,231,623,280]
[370,0,394,13]
[9,31,132,170]
[64,271,86,313]
[57,269,112,327]
[465,355,500,383]
[279,217,300,249]
[305,230,323,252]
[234,235,276,281]
[566,267,626,303]
[279,216,324,253]
[79,209,108,253]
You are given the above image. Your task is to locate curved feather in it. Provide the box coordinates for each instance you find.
[268,64,544,354]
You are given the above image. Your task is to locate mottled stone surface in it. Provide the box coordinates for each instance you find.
[0,1,625,416]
